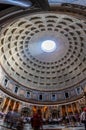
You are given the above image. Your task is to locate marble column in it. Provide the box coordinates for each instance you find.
[12,101,16,111]
[65,105,68,116]
[0,97,6,111]
[5,98,11,113]
[71,103,74,114]
[60,106,63,117]
[76,102,80,113]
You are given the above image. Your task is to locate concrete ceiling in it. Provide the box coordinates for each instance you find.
[0,0,86,91]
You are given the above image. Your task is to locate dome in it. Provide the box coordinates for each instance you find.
[0,11,86,91]
[0,0,86,105]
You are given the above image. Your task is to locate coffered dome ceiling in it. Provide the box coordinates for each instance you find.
[0,3,86,92]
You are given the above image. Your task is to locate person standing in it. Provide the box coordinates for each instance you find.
[16,115,24,130]
[32,109,43,130]
[80,108,86,130]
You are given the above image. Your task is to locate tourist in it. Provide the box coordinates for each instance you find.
[32,109,43,130]
[80,108,86,130]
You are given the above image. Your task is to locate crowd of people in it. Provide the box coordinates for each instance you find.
[4,109,24,130]
[1,107,86,130]
[3,109,43,130]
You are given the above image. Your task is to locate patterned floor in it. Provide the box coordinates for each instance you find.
[0,119,85,130]
[0,124,85,130]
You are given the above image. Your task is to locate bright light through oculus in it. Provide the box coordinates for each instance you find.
[41,40,56,52]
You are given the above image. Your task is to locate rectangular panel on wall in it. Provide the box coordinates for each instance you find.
[71,89,76,96]
[19,89,25,97]
[57,93,64,100]
[7,82,14,92]
[32,92,38,100]
[44,93,50,101]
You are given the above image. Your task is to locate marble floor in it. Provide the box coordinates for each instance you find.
[0,119,85,130]
[0,123,85,130]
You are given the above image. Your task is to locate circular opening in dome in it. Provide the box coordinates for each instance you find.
[41,40,56,52]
